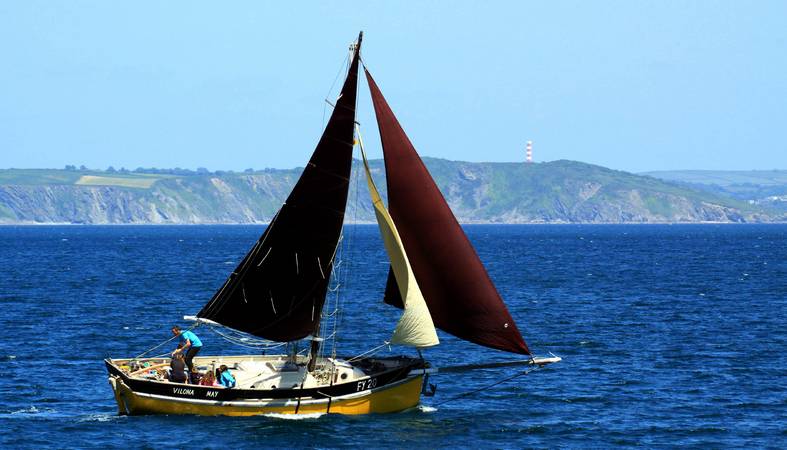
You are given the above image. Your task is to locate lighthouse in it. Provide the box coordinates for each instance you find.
[526,140,533,163]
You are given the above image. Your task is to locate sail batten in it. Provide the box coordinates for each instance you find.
[195,33,363,341]
[364,68,531,355]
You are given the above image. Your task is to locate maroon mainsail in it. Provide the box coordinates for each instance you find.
[197,33,362,341]
[365,69,531,355]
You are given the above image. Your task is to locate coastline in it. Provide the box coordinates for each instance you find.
[1,220,784,226]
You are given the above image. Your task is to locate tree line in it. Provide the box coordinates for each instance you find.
[63,165,270,176]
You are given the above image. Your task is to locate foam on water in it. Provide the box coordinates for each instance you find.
[11,406,41,415]
[261,412,325,420]
[6,406,59,418]
[77,414,123,423]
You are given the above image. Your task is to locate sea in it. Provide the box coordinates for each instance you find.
[0,224,784,448]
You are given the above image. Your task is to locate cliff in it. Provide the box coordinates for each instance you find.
[0,160,781,224]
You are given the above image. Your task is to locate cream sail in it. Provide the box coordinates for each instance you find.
[358,128,439,348]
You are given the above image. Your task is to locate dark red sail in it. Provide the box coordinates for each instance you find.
[365,69,530,355]
[197,33,362,341]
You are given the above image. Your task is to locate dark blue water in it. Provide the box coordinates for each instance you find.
[0,225,785,448]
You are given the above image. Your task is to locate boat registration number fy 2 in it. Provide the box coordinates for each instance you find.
[356,378,378,392]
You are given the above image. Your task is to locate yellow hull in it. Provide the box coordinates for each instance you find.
[109,374,424,416]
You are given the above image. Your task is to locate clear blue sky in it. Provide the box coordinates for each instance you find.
[1,1,785,172]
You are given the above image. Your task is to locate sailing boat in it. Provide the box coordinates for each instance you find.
[105,32,559,416]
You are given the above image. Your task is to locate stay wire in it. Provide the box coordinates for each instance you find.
[132,323,199,360]
[347,341,391,362]
[207,325,286,350]
[331,120,363,359]
[321,51,351,130]
[432,366,541,407]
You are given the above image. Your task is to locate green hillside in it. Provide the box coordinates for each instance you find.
[642,169,787,212]
[0,161,782,224]
[416,159,767,222]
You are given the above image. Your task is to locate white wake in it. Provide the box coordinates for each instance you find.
[261,412,326,420]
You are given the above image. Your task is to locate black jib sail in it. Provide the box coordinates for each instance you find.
[197,33,362,341]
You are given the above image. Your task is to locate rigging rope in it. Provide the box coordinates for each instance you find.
[432,366,541,407]
[347,341,391,362]
[132,323,199,360]
[321,51,351,131]
[207,325,287,350]
[329,121,365,359]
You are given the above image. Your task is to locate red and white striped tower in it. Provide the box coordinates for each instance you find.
[526,140,533,163]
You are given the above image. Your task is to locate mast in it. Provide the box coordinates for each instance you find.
[306,32,364,371]
[196,32,363,344]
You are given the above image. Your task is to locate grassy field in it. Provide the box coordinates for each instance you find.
[75,175,162,188]
[0,169,171,188]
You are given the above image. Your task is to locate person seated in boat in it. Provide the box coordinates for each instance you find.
[217,365,236,388]
[171,325,203,374]
[200,370,218,386]
[155,367,169,381]
[169,353,188,383]
[189,367,202,385]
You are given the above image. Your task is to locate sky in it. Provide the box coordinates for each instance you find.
[1,1,786,173]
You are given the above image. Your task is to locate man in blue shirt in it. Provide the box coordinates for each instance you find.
[171,325,203,375]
